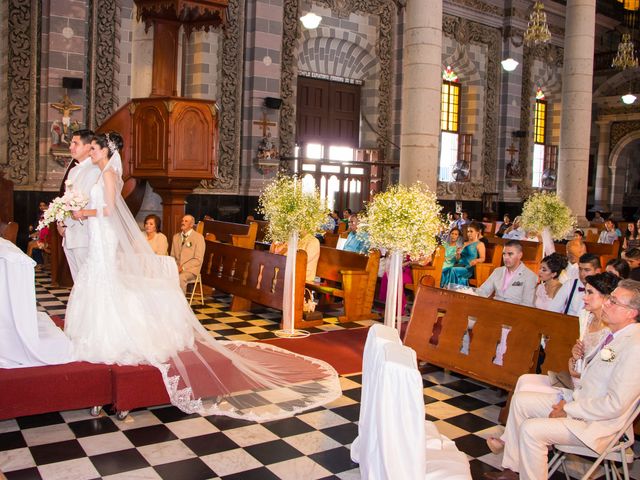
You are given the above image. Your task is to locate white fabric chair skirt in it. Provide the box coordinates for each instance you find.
[351,324,471,480]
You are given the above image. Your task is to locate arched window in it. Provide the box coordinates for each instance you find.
[439,67,461,182]
[532,88,547,187]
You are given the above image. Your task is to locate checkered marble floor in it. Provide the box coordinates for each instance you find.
[1,269,637,479]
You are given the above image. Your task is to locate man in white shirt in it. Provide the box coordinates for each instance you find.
[502,216,526,240]
[483,279,640,480]
[477,240,538,307]
[58,130,101,280]
[548,253,601,316]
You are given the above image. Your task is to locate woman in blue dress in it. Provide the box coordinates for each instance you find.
[440,222,486,287]
[442,227,462,269]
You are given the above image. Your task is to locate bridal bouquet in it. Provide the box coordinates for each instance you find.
[37,182,88,231]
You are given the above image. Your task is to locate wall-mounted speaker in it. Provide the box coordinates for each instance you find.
[511,130,526,138]
[62,77,83,89]
[264,97,282,109]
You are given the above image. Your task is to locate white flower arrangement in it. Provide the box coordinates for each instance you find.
[600,346,615,362]
[257,175,328,243]
[37,188,88,231]
[358,182,444,259]
[520,192,576,240]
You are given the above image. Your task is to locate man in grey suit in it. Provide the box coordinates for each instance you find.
[170,215,206,292]
[476,240,537,307]
[483,279,640,480]
[58,130,101,280]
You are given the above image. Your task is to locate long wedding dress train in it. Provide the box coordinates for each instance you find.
[64,152,340,421]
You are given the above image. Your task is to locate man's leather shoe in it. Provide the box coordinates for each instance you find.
[482,469,519,480]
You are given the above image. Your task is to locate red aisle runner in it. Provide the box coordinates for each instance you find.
[261,327,369,375]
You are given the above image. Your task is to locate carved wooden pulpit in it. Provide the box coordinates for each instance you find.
[99,0,227,235]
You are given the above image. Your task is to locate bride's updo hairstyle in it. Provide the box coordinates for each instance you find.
[94,131,124,159]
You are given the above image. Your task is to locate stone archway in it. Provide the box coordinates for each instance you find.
[608,129,640,218]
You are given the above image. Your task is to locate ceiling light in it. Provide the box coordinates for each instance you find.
[501,58,519,72]
[300,12,322,29]
[622,92,637,104]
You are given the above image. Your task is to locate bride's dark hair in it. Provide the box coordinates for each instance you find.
[94,131,124,158]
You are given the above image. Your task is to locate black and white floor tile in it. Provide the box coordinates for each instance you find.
[1,269,637,479]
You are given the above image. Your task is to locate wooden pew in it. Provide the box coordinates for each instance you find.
[408,246,445,290]
[584,240,620,269]
[307,247,380,322]
[200,240,322,329]
[323,222,348,248]
[404,279,578,418]
[197,219,258,249]
[246,217,269,242]
[469,240,503,287]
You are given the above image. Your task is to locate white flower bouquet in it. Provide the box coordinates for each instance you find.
[520,192,576,240]
[257,175,327,243]
[37,183,88,231]
[358,182,444,259]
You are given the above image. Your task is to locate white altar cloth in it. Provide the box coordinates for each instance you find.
[0,238,73,368]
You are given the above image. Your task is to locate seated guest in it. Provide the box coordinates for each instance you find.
[483,279,640,480]
[591,210,605,224]
[455,210,470,230]
[549,253,601,316]
[144,214,168,255]
[534,253,567,310]
[443,228,462,268]
[170,214,206,292]
[342,214,370,254]
[440,221,486,287]
[606,258,630,279]
[476,240,537,306]
[623,220,640,250]
[597,219,621,244]
[341,208,352,228]
[271,231,320,283]
[496,214,512,237]
[502,216,525,240]
[559,234,587,283]
[487,272,620,455]
[26,200,50,266]
[623,247,640,280]
[330,210,341,233]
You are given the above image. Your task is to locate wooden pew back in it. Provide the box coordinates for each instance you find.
[472,241,504,287]
[197,219,258,249]
[404,281,578,391]
[309,247,380,322]
[409,246,445,290]
[584,240,620,269]
[247,219,269,242]
[200,240,320,329]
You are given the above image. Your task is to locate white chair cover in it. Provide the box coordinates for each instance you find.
[0,238,73,367]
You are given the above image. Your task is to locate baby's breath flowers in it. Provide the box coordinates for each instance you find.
[358,183,444,259]
[257,175,327,243]
[520,192,576,240]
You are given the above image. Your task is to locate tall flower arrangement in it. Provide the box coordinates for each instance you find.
[258,175,327,243]
[520,191,576,255]
[258,175,327,337]
[358,183,444,330]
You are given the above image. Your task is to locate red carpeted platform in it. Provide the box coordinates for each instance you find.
[261,327,369,375]
[0,362,112,420]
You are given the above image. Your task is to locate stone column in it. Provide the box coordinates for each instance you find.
[398,0,443,191]
[556,0,596,224]
[593,120,611,212]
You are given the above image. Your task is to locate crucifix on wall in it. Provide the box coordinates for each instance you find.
[254,111,279,168]
[505,141,522,180]
[253,112,276,138]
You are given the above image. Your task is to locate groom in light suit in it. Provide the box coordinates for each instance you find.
[57,130,101,280]
[476,240,537,307]
[171,215,206,292]
[484,279,640,480]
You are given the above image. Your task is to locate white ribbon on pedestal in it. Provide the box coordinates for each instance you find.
[541,226,555,257]
[281,231,299,334]
[383,250,404,332]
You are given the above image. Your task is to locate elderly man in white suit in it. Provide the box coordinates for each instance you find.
[58,130,101,280]
[483,279,640,480]
[476,240,538,307]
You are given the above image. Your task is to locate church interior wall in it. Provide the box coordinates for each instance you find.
[0,0,9,177]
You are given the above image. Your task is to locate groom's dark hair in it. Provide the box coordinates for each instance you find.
[73,129,95,145]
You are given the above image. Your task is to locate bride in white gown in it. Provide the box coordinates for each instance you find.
[64,132,340,421]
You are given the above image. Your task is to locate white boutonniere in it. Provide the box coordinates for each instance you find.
[600,347,616,362]
[185,241,192,248]
[64,179,73,188]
